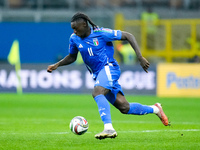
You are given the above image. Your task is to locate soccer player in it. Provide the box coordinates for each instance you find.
[47,12,169,139]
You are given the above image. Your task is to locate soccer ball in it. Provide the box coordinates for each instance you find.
[69,116,88,135]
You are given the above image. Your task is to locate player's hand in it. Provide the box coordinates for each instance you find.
[47,64,58,73]
[138,56,150,73]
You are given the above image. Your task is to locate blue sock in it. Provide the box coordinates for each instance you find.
[127,103,153,115]
[94,94,112,124]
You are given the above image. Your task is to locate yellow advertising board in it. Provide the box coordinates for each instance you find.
[157,63,200,97]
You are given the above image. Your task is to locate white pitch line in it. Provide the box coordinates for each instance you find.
[118,129,200,133]
[49,129,200,134]
[1,129,200,135]
[48,129,200,134]
[0,119,199,125]
[112,120,200,125]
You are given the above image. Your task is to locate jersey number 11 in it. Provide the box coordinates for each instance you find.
[88,47,94,56]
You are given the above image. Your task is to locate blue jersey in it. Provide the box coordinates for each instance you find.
[69,27,122,79]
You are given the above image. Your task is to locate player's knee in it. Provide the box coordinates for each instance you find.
[92,87,100,98]
[92,86,109,98]
[92,91,97,98]
[118,103,130,114]
[92,89,102,98]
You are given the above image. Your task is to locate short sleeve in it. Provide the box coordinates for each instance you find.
[69,34,78,54]
[101,28,122,42]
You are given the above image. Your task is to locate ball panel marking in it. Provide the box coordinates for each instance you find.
[69,116,88,135]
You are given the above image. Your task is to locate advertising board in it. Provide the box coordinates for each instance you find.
[0,64,156,95]
[157,63,200,97]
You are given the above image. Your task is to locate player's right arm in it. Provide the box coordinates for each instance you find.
[47,53,77,73]
[47,34,78,73]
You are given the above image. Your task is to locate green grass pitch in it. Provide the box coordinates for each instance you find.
[0,94,200,150]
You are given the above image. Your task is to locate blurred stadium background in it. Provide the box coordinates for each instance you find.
[0,0,200,96]
[1,2,200,149]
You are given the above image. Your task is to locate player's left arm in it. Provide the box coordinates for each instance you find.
[121,31,150,73]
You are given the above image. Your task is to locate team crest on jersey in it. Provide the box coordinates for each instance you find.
[93,38,99,46]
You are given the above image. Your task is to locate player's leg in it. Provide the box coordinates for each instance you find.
[113,92,169,126]
[92,86,114,130]
[92,86,117,139]
[92,64,118,139]
[113,93,154,114]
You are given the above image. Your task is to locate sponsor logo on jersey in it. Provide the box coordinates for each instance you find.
[93,38,99,46]
[79,44,83,48]
[95,80,99,84]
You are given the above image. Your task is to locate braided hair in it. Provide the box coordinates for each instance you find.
[71,12,98,29]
